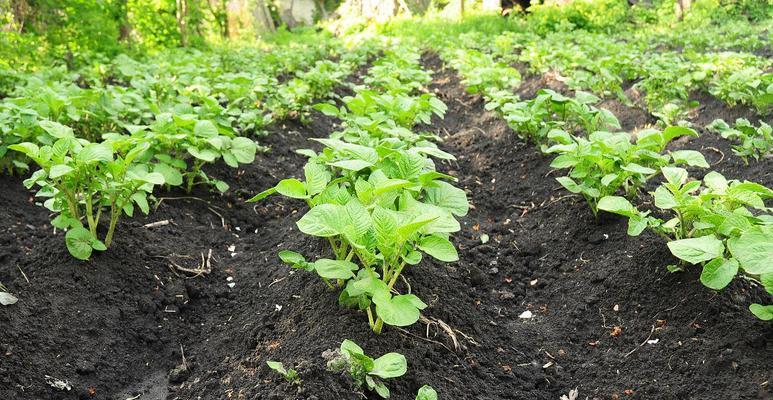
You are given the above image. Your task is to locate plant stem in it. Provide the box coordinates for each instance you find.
[386,261,406,290]
[372,316,383,334]
[186,161,203,193]
[85,193,97,235]
[327,237,340,258]
[366,306,375,328]
[104,197,124,248]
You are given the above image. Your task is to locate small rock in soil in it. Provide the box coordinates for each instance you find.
[75,360,95,374]
[168,364,190,384]
[587,231,607,245]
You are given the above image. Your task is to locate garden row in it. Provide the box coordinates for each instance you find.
[253,42,469,399]
[421,30,773,320]
[387,14,772,122]
[0,32,379,261]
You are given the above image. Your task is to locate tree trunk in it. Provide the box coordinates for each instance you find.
[253,0,275,34]
[176,0,189,46]
[675,0,691,20]
[115,0,131,43]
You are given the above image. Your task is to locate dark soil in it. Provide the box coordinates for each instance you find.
[1,52,771,400]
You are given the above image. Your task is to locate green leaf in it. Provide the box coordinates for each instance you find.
[329,159,374,171]
[276,178,308,199]
[154,164,183,186]
[304,162,331,196]
[662,126,698,142]
[727,231,773,275]
[313,259,358,280]
[230,137,257,163]
[372,206,398,250]
[749,304,773,321]
[374,293,427,327]
[39,120,74,138]
[314,103,339,116]
[598,196,637,217]
[214,180,230,193]
[296,204,344,237]
[703,171,728,192]
[247,187,277,202]
[661,167,687,186]
[9,142,40,158]
[627,215,650,236]
[140,172,165,185]
[131,192,150,215]
[65,227,98,260]
[418,235,458,262]
[761,273,773,295]
[556,176,581,193]
[77,143,113,164]
[424,181,469,216]
[194,120,219,137]
[49,164,74,179]
[278,250,306,265]
[700,258,739,290]
[370,353,407,379]
[187,147,218,162]
[653,186,678,209]
[416,385,438,400]
[667,235,724,265]
[340,339,365,357]
[670,150,709,168]
[266,361,288,375]
[372,379,390,398]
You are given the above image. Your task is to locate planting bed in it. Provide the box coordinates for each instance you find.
[1,55,771,400]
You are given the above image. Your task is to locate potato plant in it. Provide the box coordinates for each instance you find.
[105,115,257,193]
[327,339,407,398]
[545,126,709,215]
[11,121,165,259]
[599,168,773,319]
[315,89,447,148]
[501,89,620,145]
[252,139,466,333]
[708,118,772,163]
[266,361,301,385]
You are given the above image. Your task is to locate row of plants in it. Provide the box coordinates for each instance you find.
[462,27,772,120]
[438,42,772,321]
[253,43,467,398]
[0,34,382,260]
[0,33,381,174]
[382,11,772,124]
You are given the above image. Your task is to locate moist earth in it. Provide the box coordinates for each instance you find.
[0,53,771,400]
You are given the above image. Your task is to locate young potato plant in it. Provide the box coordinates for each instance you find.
[501,89,620,145]
[251,139,467,333]
[707,118,772,164]
[268,54,367,122]
[326,339,406,398]
[709,68,773,115]
[315,90,446,149]
[598,168,773,319]
[416,385,438,400]
[266,361,301,385]
[10,121,165,260]
[107,115,257,193]
[364,47,432,94]
[443,48,522,97]
[319,89,446,131]
[545,126,709,215]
